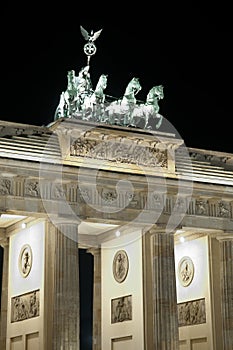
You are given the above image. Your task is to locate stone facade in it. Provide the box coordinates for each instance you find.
[0,118,233,349]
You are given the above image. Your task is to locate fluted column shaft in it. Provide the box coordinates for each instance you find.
[87,248,101,350]
[53,223,80,350]
[151,232,179,350]
[0,240,9,350]
[219,238,233,350]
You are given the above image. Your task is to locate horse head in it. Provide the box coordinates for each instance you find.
[152,85,164,99]
[122,77,142,106]
[129,77,142,95]
[96,74,108,91]
[146,85,164,106]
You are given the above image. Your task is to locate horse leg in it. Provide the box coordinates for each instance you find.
[144,117,149,129]
[155,114,163,129]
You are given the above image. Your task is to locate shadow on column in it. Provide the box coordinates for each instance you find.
[79,248,94,350]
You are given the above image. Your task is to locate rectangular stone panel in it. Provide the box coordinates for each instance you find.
[11,290,40,323]
[26,332,39,350]
[191,337,207,350]
[111,335,133,350]
[10,336,23,350]
[179,339,188,350]
[111,295,132,324]
[178,298,206,327]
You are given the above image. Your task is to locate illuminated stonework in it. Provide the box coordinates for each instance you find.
[178,256,195,287]
[18,244,32,278]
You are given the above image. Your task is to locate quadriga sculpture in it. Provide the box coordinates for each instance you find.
[82,74,108,122]
[54,68,107,121]
[129,85,164,129]
[104,77,142,126]
[54,67,164,131]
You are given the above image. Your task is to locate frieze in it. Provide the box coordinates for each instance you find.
[190,153,207,162]
[51,183,66,200]
[173,197,188,213]
[178,298,206,327]
[1,175,233,223]
[190,151,233,168]
[25,180,40,197]
[101,188,118,203]
[126,192,139,208]
[70,137,168,168]
[67,183,78,202]
[78,187,91,202]
[152,194,164,209]
[0,178,11,195]
[11,290,40,322]
[195,200,208,215]
[0,125,50,138]
[218,201,231,218]
[111,295,132,323]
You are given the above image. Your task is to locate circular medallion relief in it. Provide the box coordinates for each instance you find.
[178,256,194,287]
[18,244,33,278]
[112,250,129,283]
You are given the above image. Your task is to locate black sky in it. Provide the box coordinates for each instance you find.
[0,2,232,153]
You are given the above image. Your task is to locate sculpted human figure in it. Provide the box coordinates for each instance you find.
[54,67,93,119]
[76,65,92,105]
[89,74,108,121]
[54,70,79,119]
[54,62,165,131]
[22,251,30,275]
[65,70,80,114]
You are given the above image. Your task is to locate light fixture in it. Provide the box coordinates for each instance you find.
[0,214,26,220]
[21,222,27,229]
[115,230,121,237]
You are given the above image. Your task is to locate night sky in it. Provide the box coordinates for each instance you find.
[0,2,232,153]
[0,2,232,349]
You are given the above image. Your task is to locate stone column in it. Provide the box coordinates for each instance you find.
[146,229,179,350]
[45,222,80,350]
[0,238,9,350]
[87,248,101,350]
[218,236,233,350]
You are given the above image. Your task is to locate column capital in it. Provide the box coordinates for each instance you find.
[56,222,79,243]
[216,232,233,241]
[0,237,9,248]
[87,247,101,256]
[144,224,176,236]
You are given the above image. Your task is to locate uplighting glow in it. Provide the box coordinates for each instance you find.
[0,214,26,219]
[115,230,121,237]
[179,236,185,243]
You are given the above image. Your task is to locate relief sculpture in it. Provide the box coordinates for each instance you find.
[178,298,206,326]
[111,295,132,323]
[11,290,40,322]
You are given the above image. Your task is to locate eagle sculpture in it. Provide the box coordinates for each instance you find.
[80,25,103,42]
